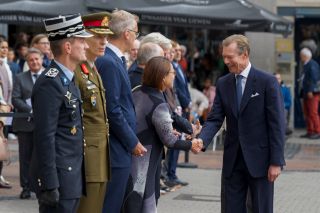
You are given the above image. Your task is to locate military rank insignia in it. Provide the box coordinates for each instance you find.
[65,91,72,102]
[81,63,89,75]
[91,94,97,107]
[45,68,59,77]
[71,126,77,135]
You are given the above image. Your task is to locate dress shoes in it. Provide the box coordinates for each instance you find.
[173,178,189,186]
[309,133,320,140]
[300,133,311,138]
[20,189,31,199]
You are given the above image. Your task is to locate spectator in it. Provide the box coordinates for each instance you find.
[14,42,29,71]
[29,34,51,69]
[127,39,140,69]
[12,48,44,199]
[300,48,320,139]
[129,42,164,89]
[8,47,21,76]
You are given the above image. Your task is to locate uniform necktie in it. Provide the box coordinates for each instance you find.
[236,75,243,112]
[121,56,127,71]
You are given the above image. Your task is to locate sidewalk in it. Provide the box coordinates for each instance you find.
[0,129,319,213]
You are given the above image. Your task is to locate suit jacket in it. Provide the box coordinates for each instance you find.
[95,47,138,168]
[30,61,84,199]
[12,71,34,132]
[173,62,191,109]
[199,67,286,178]
[74,61,111,182]
[302,59,320,95]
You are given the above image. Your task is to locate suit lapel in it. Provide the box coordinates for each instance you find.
[239,67,256,114]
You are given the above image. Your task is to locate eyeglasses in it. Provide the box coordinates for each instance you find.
[127,29,140,38]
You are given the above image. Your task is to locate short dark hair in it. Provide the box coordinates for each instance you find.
[142,56,171,90]
[50,37,75,57]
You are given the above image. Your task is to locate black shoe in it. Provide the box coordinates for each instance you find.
[308,133,320,140]
[300,133,311,138]
[174,178,189,186]
[20,189,31,199]
[164,179,181,188]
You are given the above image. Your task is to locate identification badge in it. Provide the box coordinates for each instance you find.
[71,126,77,135]
[91,94,97,107]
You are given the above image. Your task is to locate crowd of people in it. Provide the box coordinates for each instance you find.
[0,7,317,213]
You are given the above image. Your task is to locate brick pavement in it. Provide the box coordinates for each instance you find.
[0,129,319,213]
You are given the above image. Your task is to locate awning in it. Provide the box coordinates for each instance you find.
[0,0,88,25]
[87,0,292,35]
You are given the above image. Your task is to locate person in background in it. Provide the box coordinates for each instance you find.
[203,77,216,113]
[129,42,164,89]
[74,12,113,213]
[95,10,147,213]
[8,47,21,76]
[127,39,140,69]
[299,48,320,139]
[12,48,44,199]
[274,72,292,135]
[14,42,29,71]
[179,44,188,74]
[0,37,13,189]
[29,34,51,69]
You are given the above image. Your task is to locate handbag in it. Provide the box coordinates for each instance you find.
[0,137,9,161]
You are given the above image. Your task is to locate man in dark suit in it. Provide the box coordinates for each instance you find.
[95,10,147,213]
[30,14,92,213]
[196,34,285,213]
[12,47,44,199]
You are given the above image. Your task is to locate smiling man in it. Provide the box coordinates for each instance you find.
[197,34,285,213]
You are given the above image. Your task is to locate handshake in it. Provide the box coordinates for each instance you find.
[191,138,203,154]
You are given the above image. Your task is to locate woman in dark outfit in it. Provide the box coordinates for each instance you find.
[122,57,201,213]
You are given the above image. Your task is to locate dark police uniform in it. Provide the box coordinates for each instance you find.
[30,60,84,213]
[29,13,93,213]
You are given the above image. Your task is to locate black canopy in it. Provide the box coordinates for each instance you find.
[0,0,292,35]
[87,0,292,35]
[0,0,88,25]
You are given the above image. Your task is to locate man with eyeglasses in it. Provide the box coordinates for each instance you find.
[95,9,147,213]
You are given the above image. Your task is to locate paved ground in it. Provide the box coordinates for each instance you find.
[0,129,319,213]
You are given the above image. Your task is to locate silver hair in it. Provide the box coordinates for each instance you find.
[300,47,312,58]
[109,10,139,38]
[140,32,172,50]
[26,47,43,59]
[137,43,164,65]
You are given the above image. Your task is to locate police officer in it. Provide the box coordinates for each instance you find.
[30,14,92,213]
[74,12,113,213]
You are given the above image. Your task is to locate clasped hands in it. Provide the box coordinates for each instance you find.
[191,138,203,154]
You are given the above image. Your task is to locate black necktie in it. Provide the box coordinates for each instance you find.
[33,74,38,82]
[121,56,127,71]
[236,75,243,112]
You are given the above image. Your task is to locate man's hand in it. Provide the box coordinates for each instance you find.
[39,188,59,207]
[132,142,147,157]
[191,138,203,154]
[192,120,202,138]
[268,165,281,182]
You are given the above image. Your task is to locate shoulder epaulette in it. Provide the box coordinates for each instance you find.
[45,68,59,78]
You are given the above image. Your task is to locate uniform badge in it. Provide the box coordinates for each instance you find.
[61,76,69,86]
[65,91,72,102]
[81,63,89,75]
[45,68,59,77]
[91,94,97,107]
[71,126,77,135]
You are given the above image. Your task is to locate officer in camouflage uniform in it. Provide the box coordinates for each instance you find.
[74,12,113,213]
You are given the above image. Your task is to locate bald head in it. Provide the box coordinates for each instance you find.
[137,42,164,66]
